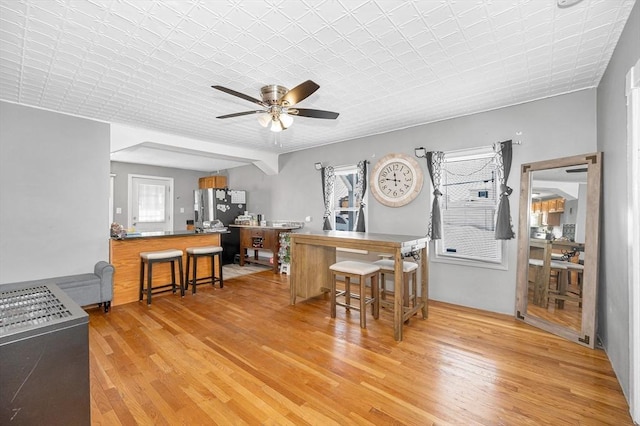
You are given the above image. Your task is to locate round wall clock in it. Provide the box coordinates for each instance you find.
[370,153,424,207]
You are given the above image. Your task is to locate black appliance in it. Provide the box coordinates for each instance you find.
[194,188,247,264]
[0,282,90,425]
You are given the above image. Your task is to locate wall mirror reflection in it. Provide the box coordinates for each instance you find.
[516,153,602,348]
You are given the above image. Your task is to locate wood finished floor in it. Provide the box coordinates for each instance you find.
[88,271,632,425]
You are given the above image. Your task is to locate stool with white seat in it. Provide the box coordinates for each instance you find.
[329,261,380,329]
[139,249,185,305]
[185,245,223,294]
[373,257,418,312]
[528,258,568,307]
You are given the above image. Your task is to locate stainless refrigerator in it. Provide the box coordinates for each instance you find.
[194,188,247,264]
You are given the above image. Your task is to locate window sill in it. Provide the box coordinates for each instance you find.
[431,252,508,271]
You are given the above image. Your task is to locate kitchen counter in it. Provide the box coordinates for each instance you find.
[229,224,300,273]
[117,229,228,239]
[110,231,223,305]
[229,225,300,230]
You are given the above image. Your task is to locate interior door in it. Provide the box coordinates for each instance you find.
[129,175,173,232]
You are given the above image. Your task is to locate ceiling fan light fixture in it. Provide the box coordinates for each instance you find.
[270,119,283,132]
[213,80,338,134]
[257,113,271,127]
[280,112,294,128]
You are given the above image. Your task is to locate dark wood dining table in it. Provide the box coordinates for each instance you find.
[289,231,429,341]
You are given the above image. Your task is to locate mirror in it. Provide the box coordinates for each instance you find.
[516,153,602,348]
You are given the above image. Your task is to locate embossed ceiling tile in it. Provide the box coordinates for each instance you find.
[437,30,466,51]
[146,2,188,27]
[399,17,431,40]
[263,33,297,52]
[454,5,488,28]
[460,26,495,50]
[449,50,480,70]
[328,12,361,35]
[0,16,23,41]
[297,32,328,53]
[350,1,385,23]
[0,40,20,64]
[28,2,65,21]
[0,51,20,72]
[417,1,453,25]
[0,2,25,21]
[430,17,460,41]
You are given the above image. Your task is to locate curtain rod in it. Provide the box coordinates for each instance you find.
[415,139,521,158]
[316,160,369,171]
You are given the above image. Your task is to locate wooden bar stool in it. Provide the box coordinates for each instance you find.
[329,261,380,329]
[373,258,418,312]
[549,261,584,310]
[139,249,184,305]
[185,245,223,294]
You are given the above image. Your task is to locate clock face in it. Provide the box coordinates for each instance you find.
[370,153,424,207]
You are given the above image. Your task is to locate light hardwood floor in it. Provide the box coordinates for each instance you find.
[88,271,632,425]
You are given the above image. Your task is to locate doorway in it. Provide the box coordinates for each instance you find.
[128,174,174,232]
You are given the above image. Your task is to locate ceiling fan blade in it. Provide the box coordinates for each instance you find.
[278,80,319,106]
[289,108,339,119]
[216,110,265,119]
[212,85,266,107]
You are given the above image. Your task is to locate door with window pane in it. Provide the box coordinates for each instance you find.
[129,175,173,232]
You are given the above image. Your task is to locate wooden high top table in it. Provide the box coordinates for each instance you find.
[289,231,429,341]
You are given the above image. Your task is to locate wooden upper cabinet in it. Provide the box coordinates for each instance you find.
[198,175,227,189]
[546,212,561,226]
[536,197,565,214]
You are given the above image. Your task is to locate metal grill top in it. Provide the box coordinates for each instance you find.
[0,285,73,335]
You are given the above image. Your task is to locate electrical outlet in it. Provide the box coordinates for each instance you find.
[116,207,122,214]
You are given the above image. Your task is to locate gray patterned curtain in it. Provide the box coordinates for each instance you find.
[354,160,367,232]
[426,151,445,240]
[494,140,515,239]
[321,166,335,230]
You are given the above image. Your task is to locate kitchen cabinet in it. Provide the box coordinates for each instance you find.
[198,175,227,189]
[532,198,565,214]
[546,212,561,226]
[547,199,557,212]
[233,225,299,273]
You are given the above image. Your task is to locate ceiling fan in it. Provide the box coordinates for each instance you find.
[212,80,339,132]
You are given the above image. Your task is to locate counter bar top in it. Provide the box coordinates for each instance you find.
[229,224,302,230]
[115,229,228,240]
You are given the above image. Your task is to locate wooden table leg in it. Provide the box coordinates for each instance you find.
[290,239,297,305]
[420,245,428,319]
[393,248,403,341]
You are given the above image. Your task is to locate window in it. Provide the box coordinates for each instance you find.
[128,174,173,232]
[331,166,365,231]
[137,183,166,222]
[434,147,505,267]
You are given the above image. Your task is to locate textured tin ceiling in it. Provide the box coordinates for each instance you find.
[0,0,635,170]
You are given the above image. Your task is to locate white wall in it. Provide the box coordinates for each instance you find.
[596,0,640,404]
[229,89,597,315]
[0,101,110,283]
